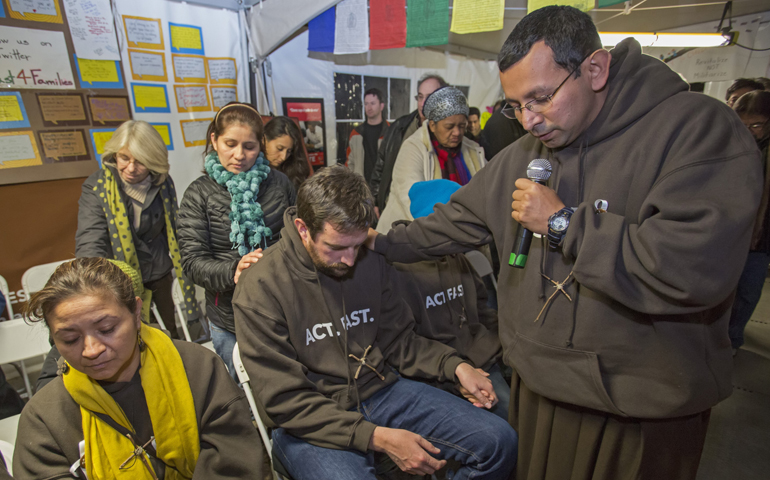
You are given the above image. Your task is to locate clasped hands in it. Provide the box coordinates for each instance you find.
[368,363,496,476]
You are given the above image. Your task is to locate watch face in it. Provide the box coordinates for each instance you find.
[552,216,568,232]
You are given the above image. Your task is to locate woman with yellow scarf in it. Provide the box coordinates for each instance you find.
[13,258,264,479]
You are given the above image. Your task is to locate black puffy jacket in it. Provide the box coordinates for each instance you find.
[178,169,296,332]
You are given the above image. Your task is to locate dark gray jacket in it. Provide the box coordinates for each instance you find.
[76,167,172,283]
[178,169,295,332]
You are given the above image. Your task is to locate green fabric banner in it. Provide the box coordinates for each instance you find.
[406,0,449,48]
[598,0,626,7]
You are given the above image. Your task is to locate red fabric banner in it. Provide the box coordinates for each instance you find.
[369,0,406,50]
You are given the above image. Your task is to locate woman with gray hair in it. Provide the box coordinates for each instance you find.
[75,120,197,340]
[377,86,485,233]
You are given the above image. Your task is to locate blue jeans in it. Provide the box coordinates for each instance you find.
[272,378,517,480]
[728,252,770,349]
[210,323,238,382]
[487,364,511,421]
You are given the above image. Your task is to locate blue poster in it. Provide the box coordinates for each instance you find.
[73,55,125,89]
[168,22,205,55]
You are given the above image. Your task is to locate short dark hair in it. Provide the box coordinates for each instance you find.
[733,90,770,118]
[755,77,770,91]
[497,6,601,75]
[725,78,765,101]
[364,88,384,104]
[297,165,375,239]
[417,73,448,90]
[468,107,480,117]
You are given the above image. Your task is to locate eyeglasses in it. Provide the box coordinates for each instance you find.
[415,93,426,102]
[745,121,767,131]
[501,52,592,120]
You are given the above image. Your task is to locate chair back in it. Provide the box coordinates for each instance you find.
[232,343,274,458]
[0,319,51,366]
[0,274,13,320]
[464,249,497,292]
[171,278,192,341]
[21,259,73,300]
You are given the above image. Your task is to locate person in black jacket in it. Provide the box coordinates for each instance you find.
[369,74,447,211]
[76,120,198,340]
[178,103,296,378]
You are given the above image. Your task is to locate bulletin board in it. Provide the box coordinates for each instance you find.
[0,0,130,185]
[114,0,250,196]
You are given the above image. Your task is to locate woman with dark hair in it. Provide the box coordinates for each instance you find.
[178,103,295,377]
[263,116,312,190]
[13,257,264,479]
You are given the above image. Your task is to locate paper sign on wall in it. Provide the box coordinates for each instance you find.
[150,122,174,150]
[450,0,504,34]
[62,0,120,60]
[36,93,89,127]
[38,129,89,161]
[169,22,204,55]
[131,83,170,113]
[180,118,211,147]
[7,0,63,24]
[89,96,131,126]
[0,92,30,129]
[0,26,75,89]
[174,85,210,113]
[0,130,42,168]
[123,15,164,50]
[128,49,167,82]
[211,86,237,110]
[206,57,236,84]
[89,128,116,164]
[172,54,206,83]
[74,56,124,89]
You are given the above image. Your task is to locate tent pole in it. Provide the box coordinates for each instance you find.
[249,59,258,110]
[261,62,272,115]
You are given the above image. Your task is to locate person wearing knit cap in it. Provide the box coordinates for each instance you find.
[376,87,486,234]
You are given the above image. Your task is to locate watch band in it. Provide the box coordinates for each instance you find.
[547,207,574,248]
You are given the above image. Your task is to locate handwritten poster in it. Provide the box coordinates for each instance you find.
[131,83,170,113]
[174,85,210,112]
[210,86,237,110]
[123,15,163,50]
[150,122,174,150]
[0,26,75,89]
[169,23,204,55]
[128,49,167,82]
[38,129,89,161]
[74,56,124,89]
[206,57,236,84]
[450,0,504,34]
[36,93,89,127]
[7,0,63,24]
[172,54,206,83]
[62,0,120,60]
[0,92,30,129]
[0,131,42,169]
[88,96,131,126]
[180,118,210,147]
[89,127,115,163]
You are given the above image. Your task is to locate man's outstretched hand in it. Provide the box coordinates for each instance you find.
[369,427,447,476]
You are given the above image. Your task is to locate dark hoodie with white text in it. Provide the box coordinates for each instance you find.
[233,208,465,452]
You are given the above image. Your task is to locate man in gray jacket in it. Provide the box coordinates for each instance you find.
[368,6,762,480]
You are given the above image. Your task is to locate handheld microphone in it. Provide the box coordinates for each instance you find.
[509,159,552,268]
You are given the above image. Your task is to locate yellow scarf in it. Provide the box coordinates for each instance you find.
[63,324,200,479]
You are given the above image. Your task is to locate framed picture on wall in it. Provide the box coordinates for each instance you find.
[282,97,326,169]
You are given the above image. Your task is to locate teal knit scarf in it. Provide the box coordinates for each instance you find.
[204,151,273,255]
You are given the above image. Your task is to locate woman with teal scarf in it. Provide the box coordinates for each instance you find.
[178,103,296,377]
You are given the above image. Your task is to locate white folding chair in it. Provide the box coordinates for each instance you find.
[464,249,498,292]
[21,259,73,301]
[0,274,15,321]
[0,414,19,476]
[232,343,289,480]
[0,318,51,399]
[170,278,193,342]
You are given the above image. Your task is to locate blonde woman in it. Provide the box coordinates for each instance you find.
[75,120,198,339]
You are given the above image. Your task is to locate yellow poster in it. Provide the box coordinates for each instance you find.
[0,95,24,122]
[123,15,164,50]
[170,25,202,51]
[527,0,593,14]
[133,85,167,110]
[152,124,171,146]
[92,130,114,155]
[450,0,505,34]
[0,131,42,169]
[7,0,63,24]
[77,58,120,83]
